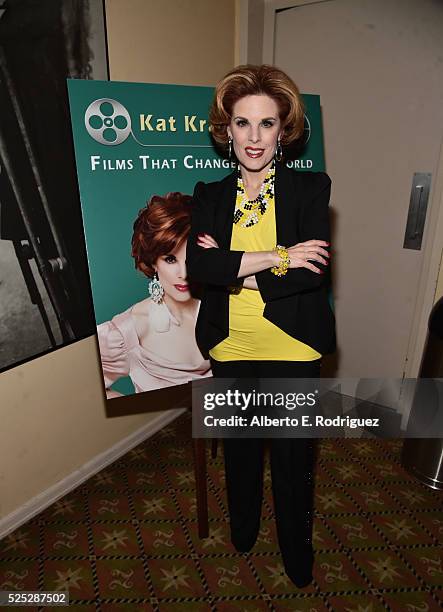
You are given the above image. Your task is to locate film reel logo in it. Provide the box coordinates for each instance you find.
[84,98,131,145]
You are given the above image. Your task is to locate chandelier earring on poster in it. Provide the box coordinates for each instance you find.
[150,272,164,304]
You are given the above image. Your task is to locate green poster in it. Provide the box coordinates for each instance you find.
[67,80,325,398]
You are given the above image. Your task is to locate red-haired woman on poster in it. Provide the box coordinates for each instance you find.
[186,65,335,588]
[98,192,211,398]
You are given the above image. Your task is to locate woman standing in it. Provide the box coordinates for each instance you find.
[98,192,211,399]
[186,65,335,587]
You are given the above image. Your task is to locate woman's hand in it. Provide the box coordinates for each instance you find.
[196,234,330,277]
[286,240,330,273]
[197,233,219,249]
[243,275,258,290]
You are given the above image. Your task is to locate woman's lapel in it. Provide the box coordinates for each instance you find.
[275,161,299,246]
[216,169,237,249]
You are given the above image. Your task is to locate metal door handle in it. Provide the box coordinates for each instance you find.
[411,185,423,239]
[403,173,431,251]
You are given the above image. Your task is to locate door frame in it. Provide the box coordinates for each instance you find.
[261,0,443,378]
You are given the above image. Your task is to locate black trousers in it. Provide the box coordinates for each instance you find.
[210,358,321,586]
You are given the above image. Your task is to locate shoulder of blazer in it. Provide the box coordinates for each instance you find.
[273,163,331,218]
[196,164,331,202]
[290,167,332,199]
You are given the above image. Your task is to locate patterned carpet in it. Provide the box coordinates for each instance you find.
[1,411,442,611]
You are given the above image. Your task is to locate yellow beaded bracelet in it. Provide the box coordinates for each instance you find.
[271,245,290,276]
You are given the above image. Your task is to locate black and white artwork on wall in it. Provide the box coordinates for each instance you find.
[0,0,109,373]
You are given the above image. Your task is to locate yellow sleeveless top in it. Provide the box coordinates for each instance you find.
[209,191,321,362]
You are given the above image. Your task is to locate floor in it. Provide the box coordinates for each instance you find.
[1,411,442,611]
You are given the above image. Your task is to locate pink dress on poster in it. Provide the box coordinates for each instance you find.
[97,300,211,395]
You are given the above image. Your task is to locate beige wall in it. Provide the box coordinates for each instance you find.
[1,0,235,524]
[105,0,235,85]
[246,0,264,65]
[0,338,154,519]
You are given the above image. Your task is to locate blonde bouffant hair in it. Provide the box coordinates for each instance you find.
[209,64,305,146]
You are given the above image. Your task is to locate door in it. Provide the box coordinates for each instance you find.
[272,0,443,377]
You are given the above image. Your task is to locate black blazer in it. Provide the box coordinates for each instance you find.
[186,161,336,358]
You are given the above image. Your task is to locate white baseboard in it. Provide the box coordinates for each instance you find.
[0,408,186,539]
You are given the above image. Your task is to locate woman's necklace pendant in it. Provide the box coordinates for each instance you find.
[234,164,275,227]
